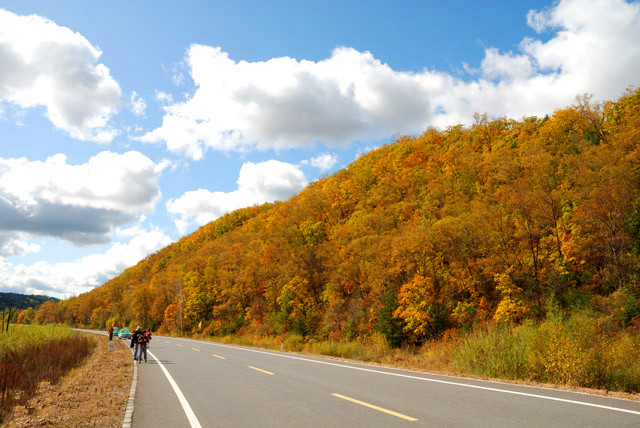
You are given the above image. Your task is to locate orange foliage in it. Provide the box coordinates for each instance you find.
[34,89,640,346]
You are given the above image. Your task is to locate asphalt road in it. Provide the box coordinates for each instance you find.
[104,334,640,427]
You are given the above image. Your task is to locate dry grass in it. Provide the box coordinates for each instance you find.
[0,326,95,421]
[2,334,132,428]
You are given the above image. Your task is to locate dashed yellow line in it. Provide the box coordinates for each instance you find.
[332,393,418,422]
[164,340,170,344]
[211,354,226,359]
[176,344,183,347]
[248,366,274,375]
[192,348,200,352]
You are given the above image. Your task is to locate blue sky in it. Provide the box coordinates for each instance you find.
[1,0,639,298]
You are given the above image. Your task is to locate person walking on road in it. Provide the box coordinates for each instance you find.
[137,329,150,363]
[108,325,114,341]
[130,326,143,360]
[145,329,152,348]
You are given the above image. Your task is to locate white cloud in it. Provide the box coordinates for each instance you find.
[155,90,174,104]
[130,91,146,117]
[166,160,308,234]
[428,0,640,127]
[0,227,173,298]
[140,45,439,159]
[301,153,338,172]
[527,8,551,33]
[519,0,640,97]
[0,151,165,245]
[480,48,534,82]
[0,233,39,258]
[0,9,121,142]
[141,0,640,160]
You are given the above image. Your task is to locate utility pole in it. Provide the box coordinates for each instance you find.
[175,281,183,336]
[6,307,11,332]
[179,290,183,336]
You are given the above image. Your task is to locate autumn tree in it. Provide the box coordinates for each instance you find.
[394,275,447,343]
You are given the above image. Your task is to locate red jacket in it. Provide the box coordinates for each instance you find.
[137,333,150,346]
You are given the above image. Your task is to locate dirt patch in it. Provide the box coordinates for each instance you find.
[2,334,133,428]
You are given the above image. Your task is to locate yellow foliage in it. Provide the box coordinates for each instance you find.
[493,272,529,323]
[30,87,640,356]
[394,275,439,337]
[277,276,313,320]
[451,301,477,325]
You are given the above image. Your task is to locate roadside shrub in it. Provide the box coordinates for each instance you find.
[527,313,595,385]
[309,334,391,362]
[256,336,279,350]
[312,340,364,359]
[586,331,640,391]
[452,312,640,393]
[283,334,305,352]
[363,332,391,361]
[453,323,532,380]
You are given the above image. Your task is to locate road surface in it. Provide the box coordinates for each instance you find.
[117,335,640,427]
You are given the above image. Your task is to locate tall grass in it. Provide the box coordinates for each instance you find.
[0,325,95,421]
[204,312,640,394]
[452,312,640,392]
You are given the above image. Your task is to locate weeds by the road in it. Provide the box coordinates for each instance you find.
[206,310,640,396]
[0,325,95,422]
[3,333,132,428]
[453,311,640,392]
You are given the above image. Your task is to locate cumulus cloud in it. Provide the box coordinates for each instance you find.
[166,160,308,234]
[527,8,551,33]
[0,151,165,245]
[130,91,146,117]
[141,0,640,159]
[0,233,39,258]
[301,153,339,172]
[0,9,121,142]
[480,48,534,82]
[139,45,439,159]
[0,227,173,298]
[155,90,174,105]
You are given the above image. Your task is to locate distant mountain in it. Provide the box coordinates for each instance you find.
[0,292,58,311]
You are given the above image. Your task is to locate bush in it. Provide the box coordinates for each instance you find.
[312,341,364,359]
[453,323,532,380]
[284,334,305,352]
[452,312,640,392]
[527,313,595,385]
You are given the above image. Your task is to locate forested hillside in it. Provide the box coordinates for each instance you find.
[35,89,640,347]
[1,292,57,326]
[0,292,56,311]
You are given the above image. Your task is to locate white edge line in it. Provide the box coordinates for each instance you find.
[148,350,203,428]
[122,345,137,428]
[175,338,640,417]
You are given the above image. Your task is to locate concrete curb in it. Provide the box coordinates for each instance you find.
[122,347,138,428]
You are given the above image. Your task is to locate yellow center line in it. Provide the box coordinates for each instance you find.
[211,354,226,359]
[176,344,183,347]
[192,348,200,352]
[248,366,274,375]
[332,393,418,422]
